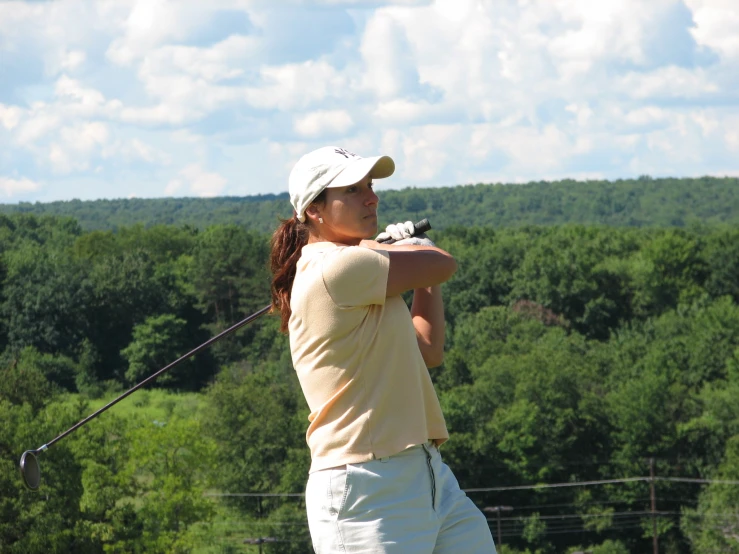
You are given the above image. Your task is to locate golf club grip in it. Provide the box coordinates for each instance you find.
[377,218,432,244]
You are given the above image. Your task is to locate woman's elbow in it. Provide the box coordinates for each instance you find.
[423,349,445,368]
[440,255,458,283]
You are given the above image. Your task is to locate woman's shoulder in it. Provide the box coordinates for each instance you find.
[324,244,388,268]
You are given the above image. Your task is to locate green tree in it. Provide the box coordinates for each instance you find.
[508,225,637,339]
[121,314,204,388]
[202,363,309,517]
[682,435,739,553]
[122,417,217,553]
[403,190,427,217]
[189,225,270,363]
[628,230,707,317]
[85,250,169,382]
[1,242,92,359]
[0,399,87,553]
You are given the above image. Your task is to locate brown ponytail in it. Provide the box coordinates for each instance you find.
[270,191,325,332]
[270,217,307,332]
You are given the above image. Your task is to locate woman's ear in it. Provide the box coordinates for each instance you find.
[304,204,322,225]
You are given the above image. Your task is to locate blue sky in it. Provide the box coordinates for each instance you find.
[0,0,737,202]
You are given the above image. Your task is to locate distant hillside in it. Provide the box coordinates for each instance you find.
[1,176,737,233]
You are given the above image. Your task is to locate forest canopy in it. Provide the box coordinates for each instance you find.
[3,175,739,553]
[0,175,737,233]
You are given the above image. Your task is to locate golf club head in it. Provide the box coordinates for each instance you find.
[20,451,40,490]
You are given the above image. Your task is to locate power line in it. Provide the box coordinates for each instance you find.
[205,474,739,497]
[508,497,653,510]
[230,510,739,530]
[657,477,739,485]
[465,477,651,492]
[490,510,675,523]
[205,492,305,497]
[525,523,650,537]
[449,455,713,471]
[493,519,665,538]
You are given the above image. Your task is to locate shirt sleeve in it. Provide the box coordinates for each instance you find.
[321,246,390,307]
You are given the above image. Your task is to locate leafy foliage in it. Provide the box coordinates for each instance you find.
[2,210,739,552]
[2,176,739,232]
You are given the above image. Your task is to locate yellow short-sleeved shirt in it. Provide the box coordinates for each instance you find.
[289,242,449,473]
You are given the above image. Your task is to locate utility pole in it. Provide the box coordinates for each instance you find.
[484,505,513,549]
[650,457,658,554]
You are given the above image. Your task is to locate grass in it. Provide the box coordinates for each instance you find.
[56,388,205,423]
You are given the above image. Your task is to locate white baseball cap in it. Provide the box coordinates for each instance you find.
[289,146,395,222]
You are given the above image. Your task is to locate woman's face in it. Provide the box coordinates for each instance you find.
[309,174,379,245]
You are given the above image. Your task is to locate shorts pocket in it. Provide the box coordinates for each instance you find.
[328,467,349,518]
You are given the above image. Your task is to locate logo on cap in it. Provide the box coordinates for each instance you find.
[334,148,358,159]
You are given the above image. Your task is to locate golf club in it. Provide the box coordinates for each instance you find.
[20,304,271,490]
[19,217,432,490]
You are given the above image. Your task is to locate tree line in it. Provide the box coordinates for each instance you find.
[2,213,739,552]
[1,175,738,234]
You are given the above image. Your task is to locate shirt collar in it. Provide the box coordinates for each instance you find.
[301,241,344,254]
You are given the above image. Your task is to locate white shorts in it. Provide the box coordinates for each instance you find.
[305,442,497,553]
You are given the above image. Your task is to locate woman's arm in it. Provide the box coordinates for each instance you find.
[411,285,446,367]
[360,240,455,367]
[359,240,457,297]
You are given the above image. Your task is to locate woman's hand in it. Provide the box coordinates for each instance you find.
[375,221,415,243]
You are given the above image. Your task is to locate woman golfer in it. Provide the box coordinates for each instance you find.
[270,146,496,553]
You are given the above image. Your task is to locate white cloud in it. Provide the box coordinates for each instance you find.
[9,78,118,151]
[48,144,74,174]
[623,106,669,126]
[360,11,420,99]
[497,124,575,173]
[44,49,87,76]
[384,0,503,108]
[399,124,462,181]
[727,130,739,152]
[244,60,347,111]
[545,0,661,75]
[125,138,171,164]
[117,34,262,125]
[0,176,41,197]
[0,1,115,82]
[165,178,183,195]
[685,0,739,59]
[374,99,445,125]
[120,103,195,125]
[619,66,719,99]
[16,112,62,146]
[61,122,109,153]
[294,109,353,137]
[0,0,737,202]
[106,0,196,66]
[565,103,594,128]
[311,0,429,4]
[47,122,110,174]
[0,104,22,130]
[62,50,86,71]
[142,35,259,82]
[174,164,228,197]
[55,75,105,105]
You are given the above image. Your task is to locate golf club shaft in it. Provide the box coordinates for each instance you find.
[38,304,271,452]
